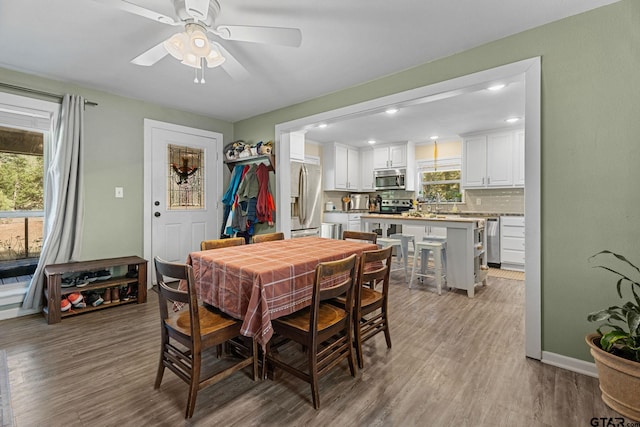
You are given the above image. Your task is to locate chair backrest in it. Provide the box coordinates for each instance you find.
[251,232,285,244]
[154,257,201,339]
[342,230,378,244]
[309,254,357,337]
[358,246,392,291]
[200,237,245,251]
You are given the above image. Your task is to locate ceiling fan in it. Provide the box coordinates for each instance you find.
[97,0,302,82]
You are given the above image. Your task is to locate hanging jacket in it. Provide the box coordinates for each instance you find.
[256,163,275,224]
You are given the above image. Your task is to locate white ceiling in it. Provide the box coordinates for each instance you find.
[303,74,526,147]
[0,0,618,125]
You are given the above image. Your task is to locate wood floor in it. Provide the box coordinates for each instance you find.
[0,270,617,426]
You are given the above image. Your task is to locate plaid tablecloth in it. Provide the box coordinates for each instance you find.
[187,236,378,347]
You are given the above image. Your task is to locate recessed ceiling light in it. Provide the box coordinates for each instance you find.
[317,123,328,128]
[385,108,399,114]
[487,84,506,91]
[430,135,439,140]
[505,117,521,123]
[368,140,376,144]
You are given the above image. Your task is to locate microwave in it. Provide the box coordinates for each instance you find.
[374,168,406,190]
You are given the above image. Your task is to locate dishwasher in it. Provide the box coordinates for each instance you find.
[486,217,501,268]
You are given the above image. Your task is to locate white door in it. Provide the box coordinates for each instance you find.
[144,120,223,284]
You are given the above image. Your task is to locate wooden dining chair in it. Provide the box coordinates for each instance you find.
[153,257,258,419]
[200,237,245,251]
[264,254,358,409]
[251,232,285,244]
[353,246,393,369]
[342,230,378,244]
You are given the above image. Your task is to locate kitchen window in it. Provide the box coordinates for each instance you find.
[417,157,462,202]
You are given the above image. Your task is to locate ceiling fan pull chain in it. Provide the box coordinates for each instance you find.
[200,58,206,84]
[194,67,198,84]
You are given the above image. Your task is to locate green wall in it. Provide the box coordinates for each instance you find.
[234,0,640,362]
[0,68,234,261]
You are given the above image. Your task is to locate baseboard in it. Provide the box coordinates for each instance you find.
[0,305,39,321]
[542,351,598,378]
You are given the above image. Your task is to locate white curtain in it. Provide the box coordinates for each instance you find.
[23,94,85,309]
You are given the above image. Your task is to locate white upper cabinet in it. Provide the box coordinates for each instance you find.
[462,129,524,189]
[323,143,360,190]
[360,148,375,191]
[289,131,306,161]
[486,131,513,187]
[373,143,408,169]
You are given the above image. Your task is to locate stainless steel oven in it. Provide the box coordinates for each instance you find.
[374,169,406,190]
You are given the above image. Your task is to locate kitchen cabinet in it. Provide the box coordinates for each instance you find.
[323,212,363,235]
[462,129,523,189]
[289,131,306,161]
[403,224,447,245]
[323,143,360,190]
[373,143,408,169]
[500,216,525,271]
[360,148,375,191]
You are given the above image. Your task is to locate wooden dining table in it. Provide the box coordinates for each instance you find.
[186,236,378,347]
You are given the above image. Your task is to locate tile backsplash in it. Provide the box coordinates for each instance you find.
[459,188,524,214]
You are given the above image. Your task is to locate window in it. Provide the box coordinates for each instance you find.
[0,127,45,260]
[418,157,462,203]
[0,93,58,263]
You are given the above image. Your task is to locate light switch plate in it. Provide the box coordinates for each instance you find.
[476,198,481,205]
[115,187,124,198]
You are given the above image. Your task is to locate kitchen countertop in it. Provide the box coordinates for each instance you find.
[361,213,486,223]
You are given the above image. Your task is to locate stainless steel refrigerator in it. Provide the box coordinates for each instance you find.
[290,161,322,238]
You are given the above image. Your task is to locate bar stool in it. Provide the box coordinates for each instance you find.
[410,240,447,295]
[389,233,415,279]
[377,237,408,282]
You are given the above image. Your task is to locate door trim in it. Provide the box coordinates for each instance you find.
[274,57,542,360]
[143,119,223,287]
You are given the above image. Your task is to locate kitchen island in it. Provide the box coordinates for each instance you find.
[361,214,488,297]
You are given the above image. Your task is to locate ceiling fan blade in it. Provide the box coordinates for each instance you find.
[94,0,180,25]
[131,41,169,66]
[215,44,250,81]
[215,25,302,47]
[184,0,209,21]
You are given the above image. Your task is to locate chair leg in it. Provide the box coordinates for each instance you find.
[383,311,392,349]
[154,342,167,389]
[308,347,320,409]
[251,339,259,381]
[185,351,201,419]
[354,317,364,369]
[410,248,420,289]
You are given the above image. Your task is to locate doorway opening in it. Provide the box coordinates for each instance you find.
[274,58,541,359]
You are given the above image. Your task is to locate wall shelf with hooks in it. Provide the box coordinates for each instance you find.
[224,154,275,172]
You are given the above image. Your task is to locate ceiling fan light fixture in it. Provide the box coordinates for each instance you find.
[189,29,210,56]
[205,46,226,68]
[164,32,188,60]
[181,52,201,69]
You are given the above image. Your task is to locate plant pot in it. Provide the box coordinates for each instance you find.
[586,333,640,421]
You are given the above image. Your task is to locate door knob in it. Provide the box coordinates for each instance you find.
[154,212,161,217]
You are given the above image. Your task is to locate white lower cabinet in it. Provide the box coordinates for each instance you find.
[323,212,363,237]
[402,224,447,250]
[500,216,525,271]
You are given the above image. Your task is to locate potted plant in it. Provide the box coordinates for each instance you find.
[586,250,640,421]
